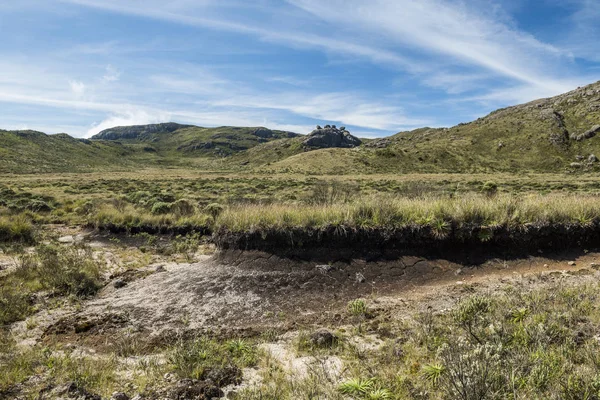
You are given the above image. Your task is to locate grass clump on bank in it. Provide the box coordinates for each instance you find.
[216,193,600,232]
[89,203,211,234]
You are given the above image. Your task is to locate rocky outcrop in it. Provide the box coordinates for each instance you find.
[303,125,362,149]
[364,138,392,148]
[571,125,600,142]
[92,123,192,140]
[253,127,299,139]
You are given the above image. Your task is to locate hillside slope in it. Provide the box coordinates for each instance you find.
[91,124,300,158]
[3,80,600,174]
[248,80,600,174]
[0,130,146,174]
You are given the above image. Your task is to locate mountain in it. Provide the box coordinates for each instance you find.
[91,124,300,158]
[0,130,141,174]
[2,80,600,174]
[243,80,600,174]
[91,122,193,140]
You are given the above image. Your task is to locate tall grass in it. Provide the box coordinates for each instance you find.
[215,193,600,232]
[0,245,104,325]
[0,214,34,243]
[89,204,211,232]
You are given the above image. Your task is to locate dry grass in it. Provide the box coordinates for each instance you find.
[216,193,600,232]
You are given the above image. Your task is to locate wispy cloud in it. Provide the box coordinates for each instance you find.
[289,0,573,92]
[1,0,598,138]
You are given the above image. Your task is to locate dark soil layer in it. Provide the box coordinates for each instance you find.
[213,222,600,263]
[92,222,211,236]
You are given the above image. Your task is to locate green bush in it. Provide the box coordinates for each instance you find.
[0,215,34,243]
[204,203,224,220]
[169,336,256,380]
[481,181,498,196]
[26,245,102,296]
[151,201,172,215]
[171,199,195,216]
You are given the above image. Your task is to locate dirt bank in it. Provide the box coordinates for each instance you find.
[213,222,600,263]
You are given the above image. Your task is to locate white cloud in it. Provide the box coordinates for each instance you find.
[69,80,86,97]
[86,109,172,137]
[288,0,572,93]
[4,0,599,137]
[102,65,121,82]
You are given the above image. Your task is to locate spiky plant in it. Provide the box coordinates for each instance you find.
[338,378,375,396]
[422,363,445,385]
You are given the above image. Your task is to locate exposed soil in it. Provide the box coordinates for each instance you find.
[40,245,600,349]
[214,223,600,262]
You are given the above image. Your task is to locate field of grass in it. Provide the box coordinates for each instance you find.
[4,170,600,398]
[4,170,600,243]
[237,278,600,399]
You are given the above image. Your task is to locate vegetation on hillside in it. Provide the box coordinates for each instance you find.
[2,80,600,174]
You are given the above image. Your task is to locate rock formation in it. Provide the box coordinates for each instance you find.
[303,125,362,149]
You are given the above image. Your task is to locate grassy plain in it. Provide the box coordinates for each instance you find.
[3,170,600,399]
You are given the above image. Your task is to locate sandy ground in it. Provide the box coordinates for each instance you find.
[29,244,600,346]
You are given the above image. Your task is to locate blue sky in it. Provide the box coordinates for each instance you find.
[0,0,599,138]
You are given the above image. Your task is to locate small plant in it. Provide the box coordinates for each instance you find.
[226,339,251,357]
[422,363,445,385]
[338,378,375,396]
[204,203,224,220]
[431,219,451,239]
[348,299,368,316]
[366,388,393,400]
[511,307,529,324]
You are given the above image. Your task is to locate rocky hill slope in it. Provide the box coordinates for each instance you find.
[3,80,600,174]
[91,124,300,158]
[247,80,600,174]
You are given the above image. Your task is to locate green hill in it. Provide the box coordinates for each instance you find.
[0,130,144,174]
[91,124,300,158]
[244,80,600,174]
[2,80,600,174]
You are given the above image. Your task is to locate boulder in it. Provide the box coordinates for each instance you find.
[570,125,600,141]
[114,279,127,289]
[309,329,337,348]
[302,126,362,149]
[253,127,274,138]
[589,154,599,163]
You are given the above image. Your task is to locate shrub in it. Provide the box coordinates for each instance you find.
[16,244,103,297]
[0,245,103,325]
[0,215,34,243]
[171,199,195,216]
[481,181,498,197]
[437,338,503,399]
[0,288,32,326]
[204,203,224,220]
[151,201,172,215]
[454,295,492,344]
